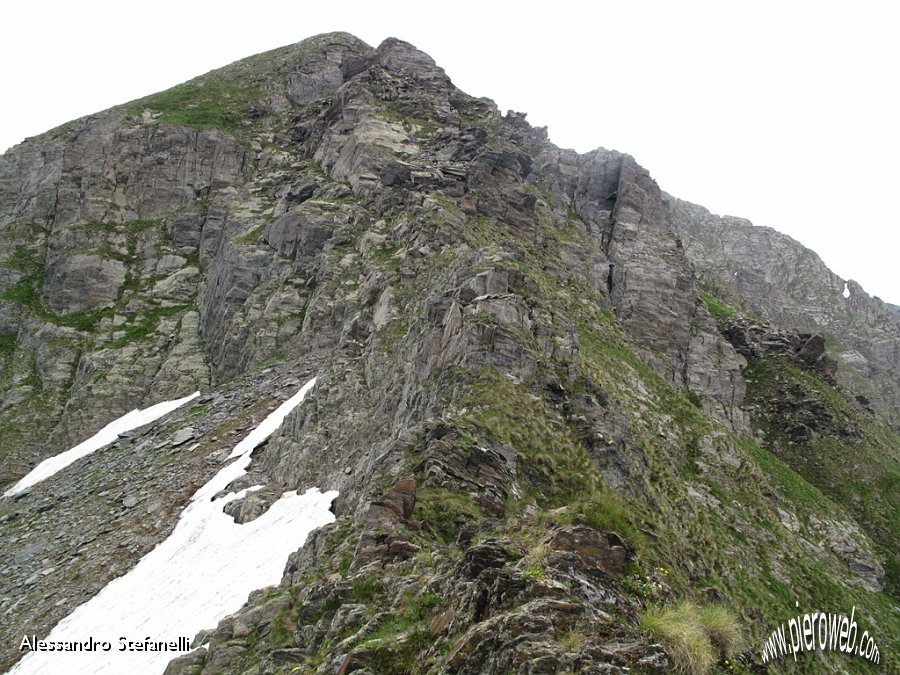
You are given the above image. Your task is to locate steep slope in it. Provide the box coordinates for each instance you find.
[1,33,896,674]
[668,197,900,429]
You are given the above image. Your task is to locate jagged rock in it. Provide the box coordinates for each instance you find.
[366,475,416,523]
[543,525,631,577]
[169,427,196,446]
[44,254,126,313]
[669,196,900,426]
[155,254,188,272]
[1,30,896,675]
[222,488,280,524]
[797,334,825,365]
[457,541,516,578]
[810,516,884,592]
[422,430,516,516]
[162,648,206,675]
[153,267,200,304]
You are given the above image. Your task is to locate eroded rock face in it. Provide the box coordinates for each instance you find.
[3,28,758,482]
[2,31,896,675]
[668,196,900,427]
[168,468,653,675]
[44,254,126,313]
[565,152,747,427]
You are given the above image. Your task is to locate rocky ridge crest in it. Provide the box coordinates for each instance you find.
[0,33,896,673]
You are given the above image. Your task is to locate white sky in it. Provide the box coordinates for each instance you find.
[2,1,897,304]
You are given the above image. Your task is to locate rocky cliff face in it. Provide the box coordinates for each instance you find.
[668,197,900,428]
[1,33,896,674]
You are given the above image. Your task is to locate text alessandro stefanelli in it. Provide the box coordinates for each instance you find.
[20,635,191,652]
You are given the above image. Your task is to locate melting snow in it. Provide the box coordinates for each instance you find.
[3,392,200,498]
[11,377,337,675]
[843,282,851,299]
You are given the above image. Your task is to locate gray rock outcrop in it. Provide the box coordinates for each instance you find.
[668,196,900,427]
[1,32,896,674]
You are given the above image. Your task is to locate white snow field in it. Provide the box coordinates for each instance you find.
[3,391,201,498]
[11,377,338,675]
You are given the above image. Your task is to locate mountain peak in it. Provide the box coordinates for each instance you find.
[1,33,897,674]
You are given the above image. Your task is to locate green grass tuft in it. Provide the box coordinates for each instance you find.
[414,487,483,543]
[346,576,383,603]
[640,601,742,674]
[0,334,17,358]
[546,496,642,545]
[694,604,746,653]
[236,224,266,245]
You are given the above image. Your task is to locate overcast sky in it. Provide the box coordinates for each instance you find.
[2,1,897,304]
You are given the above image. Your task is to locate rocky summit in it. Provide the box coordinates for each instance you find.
[0,33,897,674]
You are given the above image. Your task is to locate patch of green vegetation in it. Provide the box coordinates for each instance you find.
[0,276,41,309]
[346,576,384,604]
[577,321,709,442]
[124,218,164,232]
[236,224,265,245]
[521,565,546,581]
[556,628,587,654]
[183,250,200,268]
[397,591,442,621]
[414,487,483,543]
[1,245,45,312]
[293,298,309,332]
[307,159,328,179]
[744,353,900,600]
[59,308,112,332]
[544,496,642,545]
[462,213,511,251]
[196,197,210,217]
[371,244,401,267]
[5,244,44,276]
[685,390,703,409]
[698,288,735,322]
[566,206,586,226]
[270,606,297,649]
[578,322,654,384]
[640,601,744,674]
[376,320,407,356]
[307,595,342,627]
[262,586,290,602]
[360,628,432,675]
[376,98,440,139]
[455,101,503,147]
[256,352,286,369]
[183,403,209,422]
[0,334,16,357]
[105,304,189,349]
[741,437,830,511]
[323,191,361,206]
[0,248,114,331]
[123,78,263,135]
[356,590,443,674]
[459,370,604,507]
[2,221,180,336]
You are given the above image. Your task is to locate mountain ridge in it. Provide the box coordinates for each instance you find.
[667,195,900,428]
[1,33,897,674]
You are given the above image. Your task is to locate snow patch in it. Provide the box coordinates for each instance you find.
[842,282,851,299]
[11,377,337,675]
[3,391,200,498]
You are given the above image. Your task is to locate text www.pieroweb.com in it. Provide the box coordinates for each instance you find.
[760,605,880,665]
